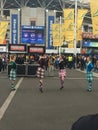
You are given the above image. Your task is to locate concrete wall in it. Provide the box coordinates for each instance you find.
[21,7,45,26]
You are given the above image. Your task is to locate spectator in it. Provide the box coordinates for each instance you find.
[0,55,3,73]
[71,114,98,130]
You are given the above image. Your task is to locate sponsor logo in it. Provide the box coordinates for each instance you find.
[10,46,25,51]
[29,47,44,53]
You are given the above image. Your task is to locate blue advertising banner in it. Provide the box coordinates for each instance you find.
[21,26,45,44]
[11,14,18,44]
[48,16,54,49]
[82,40,98,47]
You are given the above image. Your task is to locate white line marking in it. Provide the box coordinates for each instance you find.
[0,77,24,120]
[52,77,98,80]
[66,78,86,79]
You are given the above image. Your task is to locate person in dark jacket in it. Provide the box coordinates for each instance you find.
[80,56,85,70]
[0,56,3,72]
[71,114,98,130]
[59,55,66,90]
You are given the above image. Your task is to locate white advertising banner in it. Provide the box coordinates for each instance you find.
[0,46,6,52]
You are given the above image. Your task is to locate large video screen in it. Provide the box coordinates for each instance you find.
[21,26,45,44]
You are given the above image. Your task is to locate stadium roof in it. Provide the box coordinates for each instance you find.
[1,0,90,11]
[0,0,91,21]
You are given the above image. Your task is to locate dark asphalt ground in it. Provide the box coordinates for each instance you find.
[0,69,98,130]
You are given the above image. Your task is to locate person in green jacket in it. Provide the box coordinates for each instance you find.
[10,55,16,91]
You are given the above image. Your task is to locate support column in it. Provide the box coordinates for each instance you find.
[74,0,77,56]
[59,16,62,55]
[0,0,4,16]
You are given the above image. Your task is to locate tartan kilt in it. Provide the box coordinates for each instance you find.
[10,69,16,80]
[86,71,93,81]
[59,69,66,78]
[37,67,45,79]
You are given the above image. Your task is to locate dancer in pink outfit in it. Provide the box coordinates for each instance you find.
[59,55,66,89]
[37,55,45,93]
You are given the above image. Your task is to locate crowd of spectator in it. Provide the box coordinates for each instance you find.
[1,53,98,73]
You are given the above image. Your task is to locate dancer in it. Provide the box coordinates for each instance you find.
[86,56,93,92]
[59,55,66,90]
[10,55,16,91]
[37,55,45,93]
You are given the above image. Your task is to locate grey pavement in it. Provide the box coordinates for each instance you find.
[0,69,98,130]
[0,70,19,108]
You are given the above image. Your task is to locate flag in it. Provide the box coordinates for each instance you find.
[90,0,98,34]
[52,24,60,46]
[68,40,74,48]
[63,9,74,41]
[77,9,88,40]
[0,21,9,44]
[52,23,63,46]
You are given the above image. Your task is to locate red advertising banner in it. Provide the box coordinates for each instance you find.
[10,46,25,51]
[9,44,26,52]
[28,46,45,53]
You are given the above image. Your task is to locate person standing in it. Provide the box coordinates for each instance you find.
[68,55,73,69]
[86,56,93,92]
[71,114,98,130]
[2,57,5,71]
[80,56,85,71]
[48,56,55,72]
[10,55,16,91]
[59,55,66,90]
[0,55,3,73]
[37,55,45,93]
